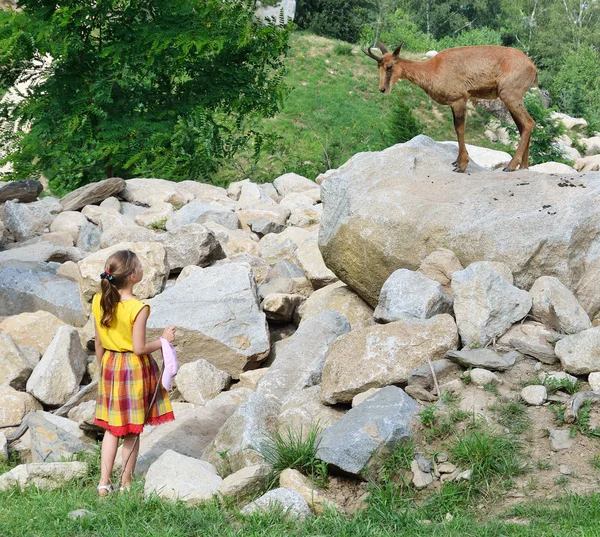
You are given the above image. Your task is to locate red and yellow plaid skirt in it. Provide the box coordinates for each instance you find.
[94,350,174,437]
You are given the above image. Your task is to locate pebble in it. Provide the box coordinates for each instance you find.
[521,385,548,406]
[416,453,432,473]
[411,460,433,490]
[549,429,575,451]
[438,462,457,474]
[436,452,449,463]
[469,368,502,387]
[559,465,573,475]
[68,509,93,520]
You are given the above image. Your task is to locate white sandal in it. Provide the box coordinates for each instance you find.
[97,484,113,496]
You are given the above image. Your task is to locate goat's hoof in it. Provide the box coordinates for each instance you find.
[452,159,458,167]
[502,166,517,172]
[452,166,466,173]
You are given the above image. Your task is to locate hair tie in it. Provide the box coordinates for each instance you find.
[100,271,113,281]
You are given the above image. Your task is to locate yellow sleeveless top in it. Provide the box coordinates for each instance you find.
[92,293,150,353]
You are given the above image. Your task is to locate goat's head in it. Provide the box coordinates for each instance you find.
[362,42,404,94]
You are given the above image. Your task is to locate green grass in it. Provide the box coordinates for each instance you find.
[213,32,500,184]
[491,400,531,436]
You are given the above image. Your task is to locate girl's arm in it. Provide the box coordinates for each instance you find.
[94,316,105,367]
[132,306,175,356]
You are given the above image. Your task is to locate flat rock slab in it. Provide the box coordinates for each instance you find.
[0,267,86,326]
[316,386,419,477]
[446,349,519,371]
[0,462,87,491]
[318,135,600,318]
[60,177,126,211]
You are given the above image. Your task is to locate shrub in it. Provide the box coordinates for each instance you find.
[333,42,354,56]
[369,9,433,53]
[384,90,423,146]
[436,27,503,50]
[295,0,372,43]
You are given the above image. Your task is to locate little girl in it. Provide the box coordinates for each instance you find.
[92,249,175,495]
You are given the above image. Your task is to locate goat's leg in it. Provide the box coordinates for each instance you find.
[450,101,469,172]
[500,97,534,171]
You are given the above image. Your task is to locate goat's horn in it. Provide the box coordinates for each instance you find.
[377,41,389,55]
[393,42,404,56]
[362,46,382,62]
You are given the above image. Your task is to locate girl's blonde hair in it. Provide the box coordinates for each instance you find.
[100,250,140,328]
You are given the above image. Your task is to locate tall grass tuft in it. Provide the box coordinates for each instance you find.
[256,423,327,489]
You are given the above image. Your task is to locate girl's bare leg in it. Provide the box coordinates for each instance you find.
[99,431,119,495]
[121,433,140,489]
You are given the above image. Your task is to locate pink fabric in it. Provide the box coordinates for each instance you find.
[160,337,178,390]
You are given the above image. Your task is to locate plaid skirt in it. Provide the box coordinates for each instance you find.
[94,350,174,437]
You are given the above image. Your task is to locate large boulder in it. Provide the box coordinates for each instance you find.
[451,262,531,348]
[0,179,43,204]
[0,334,32,390]
[529,276,591,334]
[166,201,239,231]
[2,200,54,242]
[78,242,169,310]
[321,314,458,404]
[121,178,194,207]
[50,211,88,242]
[157,224,225,271]
[315,386,419,477]
[318,136,600,317]
[0,462,87,492]
[296,281,374,331]
[555,327,600,375]
[144,450,222,502]
[26,326,88,406]
[0,385,42,427]
[146,263,269,377]
[59,177,126,211]
[241,488,312,519]
[203,311,350,473]
[0,311,66,356]
[176,359,230,405]
[0,267,87,326]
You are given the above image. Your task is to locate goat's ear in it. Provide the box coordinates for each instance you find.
[392,43,404,57]
[377,41,389,55]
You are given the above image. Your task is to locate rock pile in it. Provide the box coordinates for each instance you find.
[1,136,600,514]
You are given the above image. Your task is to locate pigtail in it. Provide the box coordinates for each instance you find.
[99,250,140,327]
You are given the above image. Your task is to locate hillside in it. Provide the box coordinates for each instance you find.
[215,33,500,185]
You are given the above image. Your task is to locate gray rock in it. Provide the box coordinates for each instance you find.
[549,429,574,451]
[219,464,270,499]
[315,386,419,476]
[415,453,432,473]
[131,403,240,475]
[520,385,547,406]
[122,178,194,208]
[167,201,239,231]
[0,385,42,427]
[157,224,225,271]
[248,218,286,236]
[273,173,317,197]
[144,450,221,502]
[99,224,158,249]
[530,276,591,334]
[68,509,93,520]
[451,263,532,348]
[3,200,54,241]
[146,264,269,377]
[0,334,32,390]
[322,315,458,404]
[0,267,86,326]
[374,269,453,322]
[407,359,461,390]
[59,177,126,211]
[555,326,600,375]
[176,359,231,405]
[0,243,83,267]
[76,221,101,252]
[26,326,88,406]
[50,211,88,242]
[0,462,87,491]
[403,385,437,402]
[241,488,312,519]
[28,412,94,463]
[411,460,433,489]
[319,136,600,316]
[497,321,559,364]
[262,293,305,323]
[469,368,502,387]
[0,179,42,203]
[204,311,350,473]
[446,349,519,372]
[559,464,573,475]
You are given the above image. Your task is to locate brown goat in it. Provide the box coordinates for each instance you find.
[363,42,538,172]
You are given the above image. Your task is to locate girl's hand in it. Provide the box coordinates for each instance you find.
[162,325,176,343]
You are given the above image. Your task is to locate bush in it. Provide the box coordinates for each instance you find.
[508,92,571,165]
[384,90,423,146]
[295,0,372,43]
[550,45,600,124]
[436,27,503,50]
[333,42,354,55]
[364,9,433,53]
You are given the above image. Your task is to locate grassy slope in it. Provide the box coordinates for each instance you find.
[215,33,499,185]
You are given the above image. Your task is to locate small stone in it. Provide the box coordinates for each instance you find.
[68,509,92,520]
[520,385,548,406]
[469,368,502,387]
[559,465,572,475]
[589,372,600,391]
[436,452,449,463]
[534,362,542,371]
[404,385,437,402]
[415,453,432,473]
[455,469,472,481]
[437,462,457,474]
[411,460,433,490]
[549,429,574,451]
[445,513,454,522]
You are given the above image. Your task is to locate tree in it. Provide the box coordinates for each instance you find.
[0,0,291,194]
